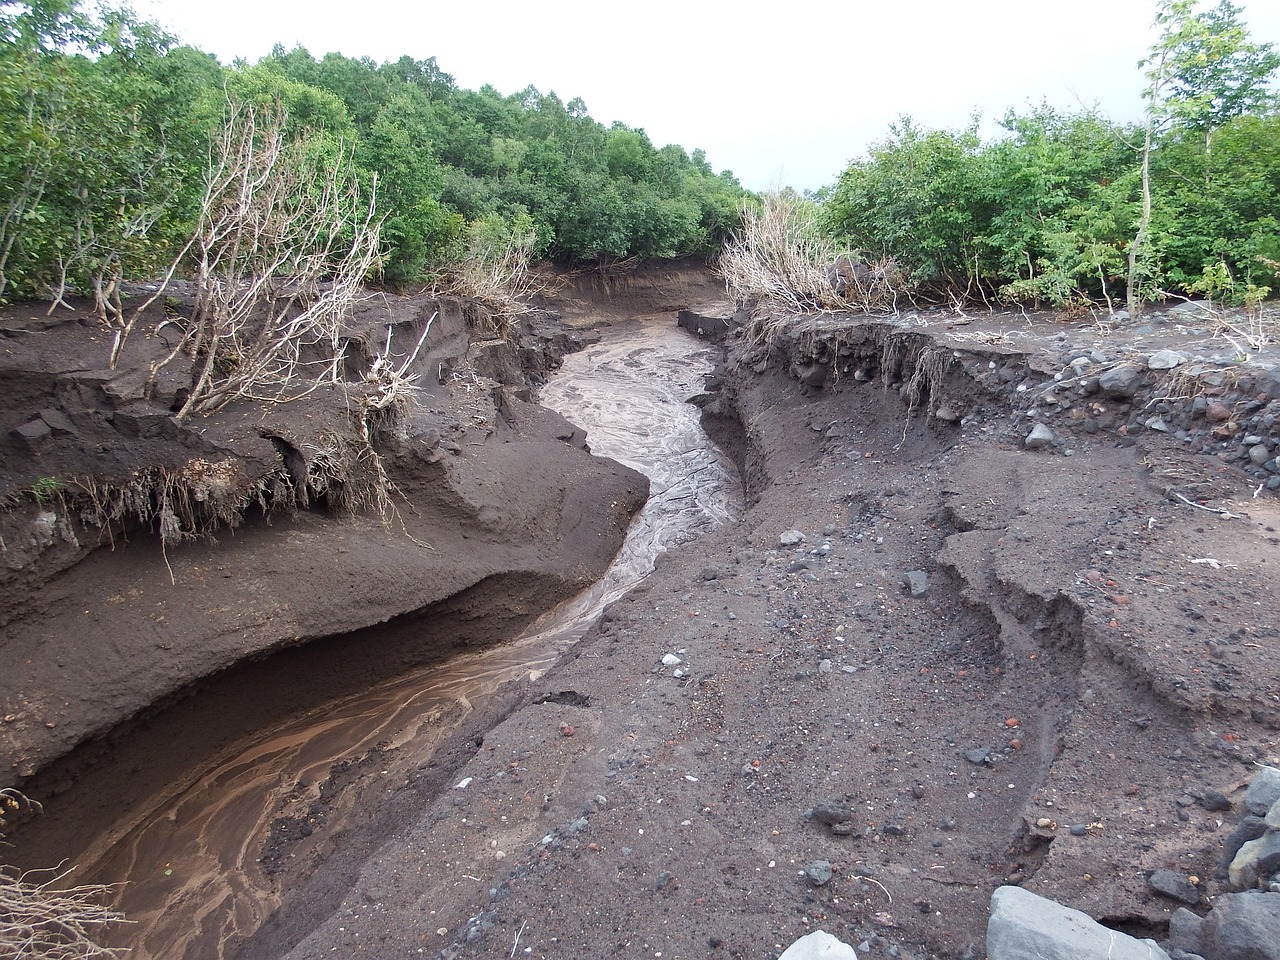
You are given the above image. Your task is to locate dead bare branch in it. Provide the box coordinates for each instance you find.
[146,99,383,418]
[1,789,129,958]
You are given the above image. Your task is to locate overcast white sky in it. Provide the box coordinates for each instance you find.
[136,0,1280,192]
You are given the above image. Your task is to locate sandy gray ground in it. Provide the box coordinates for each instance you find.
[259,296,1280,960]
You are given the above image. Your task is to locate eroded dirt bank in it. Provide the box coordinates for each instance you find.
[0,287,648,843]
[250,301,1279,960]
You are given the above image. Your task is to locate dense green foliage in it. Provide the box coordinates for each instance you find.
[0,0,748,301]
[824,0,1280,308]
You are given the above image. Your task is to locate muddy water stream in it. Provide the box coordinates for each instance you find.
[71,320,741,960]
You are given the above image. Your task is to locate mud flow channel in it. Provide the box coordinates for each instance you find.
[55,319,742,960]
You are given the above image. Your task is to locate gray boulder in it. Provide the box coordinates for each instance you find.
[1025,423,1055,449]
[1221,816,1269,868]
[778,929,858,959]
[1229,832,1280,890]
[1149,869,1201,905]
[903,569,930,597]
[676,307,743,343]
[1168,907,1204,956]
[1200,890,1280,960]
[1099,364,1145,398]
[1244,766,1280,816]
[987,886,1171,960]
[1148,349,1187,370]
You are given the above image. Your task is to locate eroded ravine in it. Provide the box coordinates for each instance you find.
[42,320,742,960]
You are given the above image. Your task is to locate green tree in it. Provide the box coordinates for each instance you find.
[1154,113,1280,292]
[604,125,655,183]
[1163,0,1280,142]
[360,87,463,281]
[979,106,1136,305]
[824,116,986,290]
[377,54,454,101]
[0,2,221,305]
[1130,0,1279,313]
[0,0,85,51]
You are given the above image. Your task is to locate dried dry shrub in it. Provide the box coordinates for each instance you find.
[145,99,382,419]
[444,218,548,339]
[717,192,903,345]
[1,789,128,958]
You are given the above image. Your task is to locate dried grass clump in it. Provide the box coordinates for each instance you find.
[1,789,128,958]
[718,193,903,345]
[68,457,268,548]
[445,224,548,340]
[303,433,396,521]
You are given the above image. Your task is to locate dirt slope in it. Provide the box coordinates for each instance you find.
[0,290,646,793]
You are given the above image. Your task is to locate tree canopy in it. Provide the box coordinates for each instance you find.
[823,0,1279,309]
[0,0,750,301]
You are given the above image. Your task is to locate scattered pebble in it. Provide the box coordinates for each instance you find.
[804,860,834,886]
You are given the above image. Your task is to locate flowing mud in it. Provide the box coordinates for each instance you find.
[14,319,739,960]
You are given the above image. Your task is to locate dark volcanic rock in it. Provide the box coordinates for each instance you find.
[1148,869,1200,905]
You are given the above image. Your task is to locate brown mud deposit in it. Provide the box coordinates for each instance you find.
[4,264,1280,960]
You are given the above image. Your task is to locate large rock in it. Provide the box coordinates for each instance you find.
[1149,869,1201,905]
[778,930,858,960]
[1099,363,1145,399]
[676,306,744,343]
[987,886,1171,960]
[1200,891,1280,960]
[1168,907,1204,956]
[1229,832,1280,890]
[1148,349,1187,370]
[1267,799,1280,831]
[1221,816,1269,868]
[1244,766,1280,816]
[1025,423,1055,449]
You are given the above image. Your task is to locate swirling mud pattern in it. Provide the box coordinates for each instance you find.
[76,320,741,960]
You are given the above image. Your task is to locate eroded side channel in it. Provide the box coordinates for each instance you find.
[15,319,740,960]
